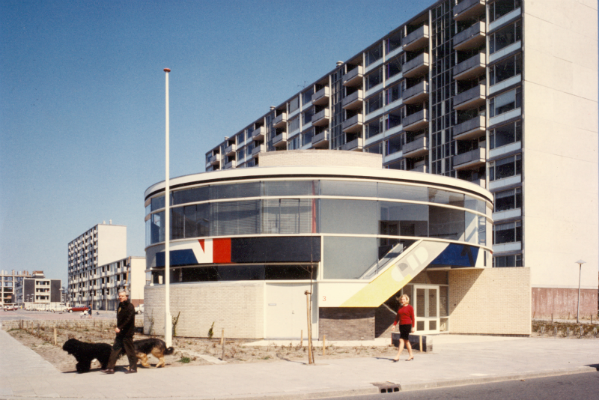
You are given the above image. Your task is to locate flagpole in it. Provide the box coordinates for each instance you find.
[164,68,172,347]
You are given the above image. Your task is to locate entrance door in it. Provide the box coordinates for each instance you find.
[413,285,439,334]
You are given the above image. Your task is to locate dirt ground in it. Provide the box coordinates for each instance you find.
[5,320,597,374]
[5,325,396,373]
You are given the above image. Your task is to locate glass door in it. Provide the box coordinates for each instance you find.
[414,284,439,334]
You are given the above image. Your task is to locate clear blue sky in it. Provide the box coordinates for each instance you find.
[0,0,436,285]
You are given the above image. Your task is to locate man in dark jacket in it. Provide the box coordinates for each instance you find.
[102,289,137,374]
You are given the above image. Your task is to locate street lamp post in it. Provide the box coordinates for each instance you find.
[164,68,172,347]
[575,260,585,323]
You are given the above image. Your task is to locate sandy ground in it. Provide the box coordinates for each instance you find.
[5,325,397,373]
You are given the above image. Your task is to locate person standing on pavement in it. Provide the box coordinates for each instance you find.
[102,289,137,374]
[392,294,415,362]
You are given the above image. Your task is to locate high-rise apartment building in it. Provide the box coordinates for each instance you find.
[67,223,127,306]
[204,0,598,315]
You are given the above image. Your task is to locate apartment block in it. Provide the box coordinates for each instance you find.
[16,271,61,306]
[67,222,127,307]
[0,270,31,305]
[204,0,598,316]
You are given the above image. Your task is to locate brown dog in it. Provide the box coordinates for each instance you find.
[132,338,174,368]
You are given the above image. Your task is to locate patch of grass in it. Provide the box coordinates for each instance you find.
[178,357,191,363]
[262,356,270,360]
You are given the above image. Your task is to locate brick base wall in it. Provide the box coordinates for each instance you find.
[144,282,264,339]
[449,268,531,335]
[532,287,599,320]
[318,307,375,340]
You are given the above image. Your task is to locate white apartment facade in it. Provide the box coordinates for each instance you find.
[1,270,31,305]
[67,223,131,308]
[204,0,598,318]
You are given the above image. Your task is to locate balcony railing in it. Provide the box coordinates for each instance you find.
[341,137,363,151]
[312,87,330,105]
[453,0,485,21]
[251,144,265,157]
[343,66,364,87]
[453,84,485,110]
[224,160,237,169]
[225,144,237,155]
[453,116,486,140]
[402,53,429,78]
[402,81,429,104]
[403,25,429,51]
[342,90,364,110]
[453,53,486,80]
[402,109,428,131]
[403,136,428,156]
[311,109,330,126]
[272,132,288,147]
[453,147,486,170]
[273,113,287,128]
[410,164,428,173]
[311,130,330,148]
[342,114,364,133]
[251,126,265,140]
[453,21,485,50]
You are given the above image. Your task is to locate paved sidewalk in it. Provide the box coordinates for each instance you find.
[0,324,597,400]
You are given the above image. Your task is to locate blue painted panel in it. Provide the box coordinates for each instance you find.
[430,244,478,267]
[156,249,198,267]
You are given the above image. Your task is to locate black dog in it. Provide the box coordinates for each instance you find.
[62,338,112,373]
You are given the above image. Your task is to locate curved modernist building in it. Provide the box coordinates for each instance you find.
[144,151,530,340]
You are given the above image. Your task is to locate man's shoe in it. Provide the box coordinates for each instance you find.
[101,369,114,374]
[124,368,137,374]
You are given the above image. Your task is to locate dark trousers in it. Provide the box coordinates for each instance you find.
[107,334,137,370]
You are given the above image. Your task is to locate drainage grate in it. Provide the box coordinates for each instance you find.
[372,382,401,394]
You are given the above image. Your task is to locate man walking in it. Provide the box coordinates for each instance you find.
[102,289,137,374]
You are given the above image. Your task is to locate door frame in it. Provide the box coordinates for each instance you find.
[412,284,440,334]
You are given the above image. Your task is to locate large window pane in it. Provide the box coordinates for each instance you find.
[210,182,260,200]
[172,186,210,205]
[323,236,379,279]
[320,180,377,198]
[262,199,313,234]
[379,201,429,237]
[378,183,428,202]
[263,180,317,197]
[211,200,260,236]
[429,206,464,241]
[320,199,378,234]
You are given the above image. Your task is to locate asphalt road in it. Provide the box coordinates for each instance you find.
[326,371,599,400]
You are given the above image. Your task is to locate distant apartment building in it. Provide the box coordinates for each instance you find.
[15,271,61,306]
[204,0,598,317]
[1,270,31,305]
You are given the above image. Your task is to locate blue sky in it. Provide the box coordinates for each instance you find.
[0,0,436,285]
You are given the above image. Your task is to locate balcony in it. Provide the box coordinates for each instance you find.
[403,109,429,131]
[402,53,429,78]
[224,160,237,169]
[453,116,486,140]
[410,163,428,173]
[311,130,330,148]
[343,66,364,87]
[453,147,486,170]
[311,109,331,126]
[312,87,330,106]
[453,53,485,80]
[453,0,485,21]
[341,137,363,151]
[342,90,364,110]
[342,114,364,133]
[273,113,287,128]
[403,136,428,157]
[403,25,429,51]
[402,81,429,104]
[251,126,265,140]
[272,132,288,147]
[225,144,237,156]
[453,84,486,110]
[453,21,486,51]
[251,144,265,157]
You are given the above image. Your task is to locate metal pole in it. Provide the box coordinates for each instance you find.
[577,263,581,324]
[164,68,172,347]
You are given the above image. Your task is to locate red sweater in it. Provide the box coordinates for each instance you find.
[393,305,415,327]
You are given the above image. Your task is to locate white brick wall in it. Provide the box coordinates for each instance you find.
[144,281,264,339]
[449,268,531,335]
